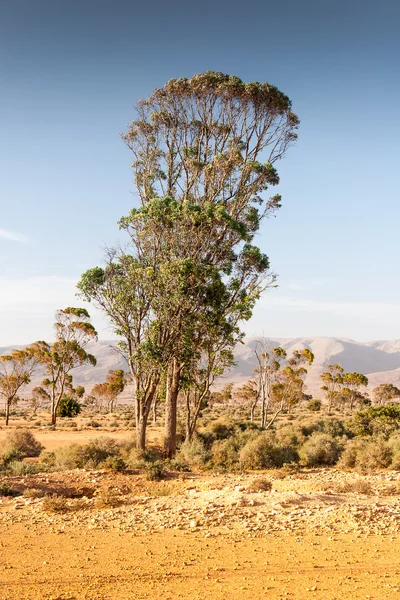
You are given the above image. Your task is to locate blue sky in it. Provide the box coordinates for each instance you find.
[1,0,399,345]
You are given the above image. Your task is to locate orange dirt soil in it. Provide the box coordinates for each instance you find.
[1,468,400,599]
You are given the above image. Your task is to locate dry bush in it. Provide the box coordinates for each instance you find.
[150,483,172,497]
[42,494,70,513]
[23,487,45,499]
[0,429,44,464]
[323,479,374,495]
[247,477,273,492]
[95,488,123,508]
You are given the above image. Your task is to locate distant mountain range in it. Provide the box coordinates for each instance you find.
[2,337,400,400]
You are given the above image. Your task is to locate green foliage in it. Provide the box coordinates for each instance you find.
[57,396,82,418]
[350,403,400,438]
[307,399,322,412]
[240,431,299,469]
[145,461,165,481]
[340,437,393,472]
[299,433,343,467]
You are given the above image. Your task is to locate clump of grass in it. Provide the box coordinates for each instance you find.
[95,488,123,508]
[150,483,172,497]
[23,487,45,499]
[42,494,70,513]
[247,477,273,492]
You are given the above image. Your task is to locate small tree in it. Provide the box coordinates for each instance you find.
[342,372,368,411]
[267,349,314,429]
[254,341,287,428]
[320,364,344,413]
[30,386,51,416]
[0,346,39,425]
[91,370,128,413]
[36,308,97,426]
[234,380,258,421]
[372,383,400,405]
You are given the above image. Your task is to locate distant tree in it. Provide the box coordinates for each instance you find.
[36,308,97,426]
[254,342,287,428]
[30,386,51,416]
[0,346,39,425]
[182,344,235,442]
[372,383,400,405]
[264,349,314,429]
[234,380,258,421]
[320,364,344,413]
[91,370,128,413]
[342,372,369,411]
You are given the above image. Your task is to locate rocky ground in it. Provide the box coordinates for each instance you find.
[2,468,400,599]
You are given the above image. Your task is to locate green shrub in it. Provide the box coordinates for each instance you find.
[299,433,343,467]
[240,431,299,470]
[145,461,165,481]
[307,399,322,412]
[339,438,368,469]
[6,460,40,476]
[57,396,81,418]
[339,437,392,472]
[0,482,20,497]
[102,456,126,472]
[178,438,210,469]
[350,404,400,439]
[78,437,121,468]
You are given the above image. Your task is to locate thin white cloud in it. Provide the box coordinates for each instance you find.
[0,228,29,243]
[263,295,400,318]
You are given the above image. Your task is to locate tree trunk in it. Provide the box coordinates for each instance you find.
[164,357,181,458]
[136,414,147,451]
[5,400,10,426]
[51,408,57,426]
[152,397,157,425]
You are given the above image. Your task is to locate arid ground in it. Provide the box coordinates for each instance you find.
[2,459,400,599]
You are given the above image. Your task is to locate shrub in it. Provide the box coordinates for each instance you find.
[178,438,210,469]
[247,477,273,492]
[95,488,123,508]
[0,430,44,464]
[6,460,39,476]
[23,487,45,499]
[340,437,392,472]
[42,494,69,513]
[299,433,343,467]
[307,399,322,412]
[78,437,121,468]
[0,482,20,497]
[240,431,299,470]
[102,456,126,472]
[145,461,165,481]
[356,438,392,472]
[57,396,81,418]
[339,438,368,469]
[350,404,400,439]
